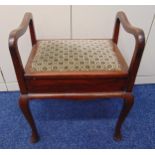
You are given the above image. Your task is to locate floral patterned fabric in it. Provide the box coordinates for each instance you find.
[31,40,122,72]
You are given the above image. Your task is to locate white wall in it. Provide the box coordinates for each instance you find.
[0,5,155,91]
[137,15,155,83]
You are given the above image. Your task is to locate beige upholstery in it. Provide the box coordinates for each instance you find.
[31,40,122,72]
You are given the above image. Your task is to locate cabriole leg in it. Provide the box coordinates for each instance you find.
[19,95,39,143]
[114,93,134,141]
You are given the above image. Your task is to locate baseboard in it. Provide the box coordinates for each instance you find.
[135,76,155,84]
[2,76,155,91]
[0,83,7,91]
[6,82,19,91]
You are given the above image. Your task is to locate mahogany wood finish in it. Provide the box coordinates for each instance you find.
[19,95,39,143]
[113,12,145,92]
[9,11,145,143]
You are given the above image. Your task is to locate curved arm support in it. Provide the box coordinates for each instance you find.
[8,13,36,93]
[113,11,145,91]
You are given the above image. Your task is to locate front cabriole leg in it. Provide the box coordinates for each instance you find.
[114,93,134,141]
[19,94,39,143]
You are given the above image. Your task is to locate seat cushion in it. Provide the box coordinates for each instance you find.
[31,40,123,72]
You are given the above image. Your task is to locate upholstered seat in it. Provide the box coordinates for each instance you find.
[30,40,123,72]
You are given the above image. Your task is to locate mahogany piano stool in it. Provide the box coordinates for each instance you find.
[9,11,145,143]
